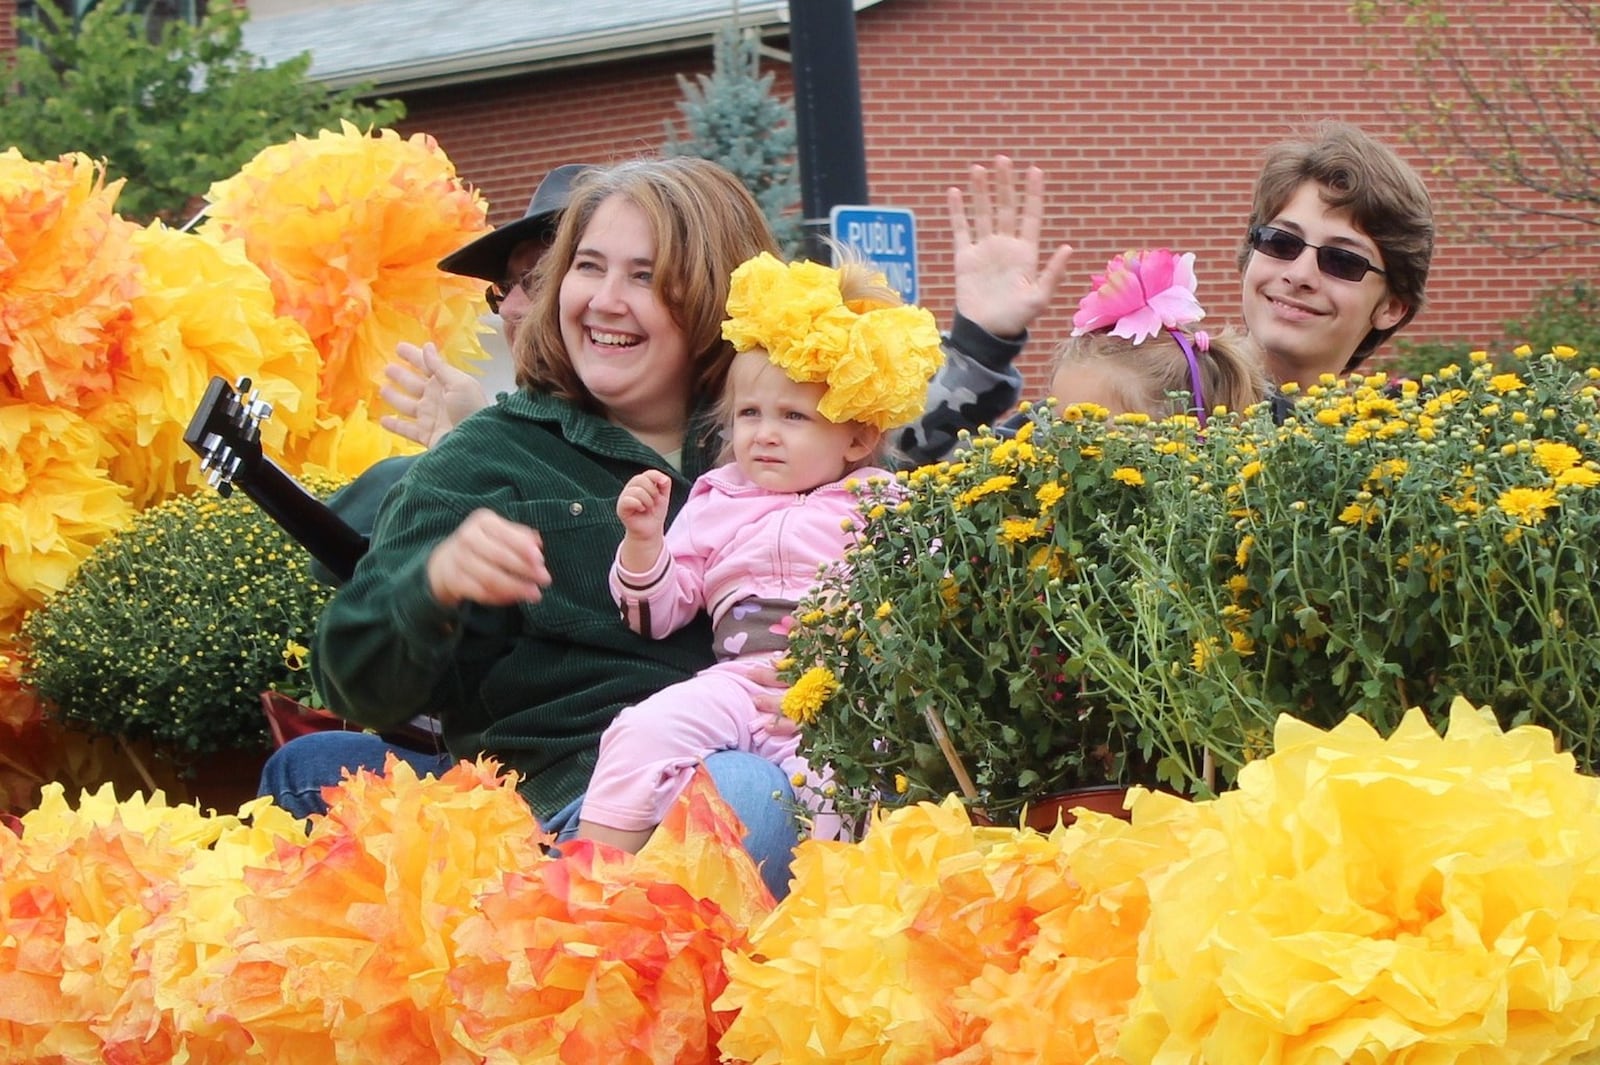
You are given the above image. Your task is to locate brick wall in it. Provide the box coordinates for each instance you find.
[398,0,1600,393]
[2,0,1595,393]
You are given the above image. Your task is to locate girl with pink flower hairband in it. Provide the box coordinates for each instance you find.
[1048,248,1269,423]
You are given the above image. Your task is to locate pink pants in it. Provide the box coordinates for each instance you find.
[580,661,837,837]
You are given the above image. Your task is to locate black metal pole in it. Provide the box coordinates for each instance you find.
[788,0,869,263]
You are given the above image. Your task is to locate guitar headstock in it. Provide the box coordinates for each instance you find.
[183,376,275,498]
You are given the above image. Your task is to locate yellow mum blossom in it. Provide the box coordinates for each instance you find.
[722,252,945,430]
[1238,460,1262,482]
[893,773,909,795]
[782,666,840,725]
[999,516,1044,544]
[1029,545,1071,580]
[1112,467,1145,487]
[1496,485,1560,524]
[989,438,1036,466]
[874,601,893,620]
[954,474,1016,508]
[1534,440,1583,475]
[1557,466,1600,488]
[1235,534,1255,568]
[1191,637,1221,670]
[281,639,310,671]
[1488,372,1527,394]
[1035,481,1066,509]
[1553,344,1578,359]
[1338,501,1380,526]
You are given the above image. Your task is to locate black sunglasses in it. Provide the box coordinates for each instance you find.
[1248,225,1386,283]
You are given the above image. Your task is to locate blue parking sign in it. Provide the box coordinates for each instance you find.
[829,205,917,305]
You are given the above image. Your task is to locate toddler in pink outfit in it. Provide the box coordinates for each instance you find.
[576,251,943,852]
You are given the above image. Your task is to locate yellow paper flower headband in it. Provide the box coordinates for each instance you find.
[721,252,944,431]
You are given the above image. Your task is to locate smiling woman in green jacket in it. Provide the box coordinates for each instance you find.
[263,157,799,895]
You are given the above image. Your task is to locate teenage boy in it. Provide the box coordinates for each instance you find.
[905,120,1436,452]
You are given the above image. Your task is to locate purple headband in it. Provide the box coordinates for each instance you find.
[1167,327,1210,429]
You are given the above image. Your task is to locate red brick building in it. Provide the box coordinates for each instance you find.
[7,0,1598,388]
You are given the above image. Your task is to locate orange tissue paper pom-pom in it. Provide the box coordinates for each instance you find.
[448,775,761,1065]
[198,123,493,424]
[0,148,141,409]
[205,755,549,1064]
[0,783,280,1064]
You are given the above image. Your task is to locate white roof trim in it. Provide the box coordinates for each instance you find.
[244,1,885,94]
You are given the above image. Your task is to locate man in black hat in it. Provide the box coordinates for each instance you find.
[379,163,591,449]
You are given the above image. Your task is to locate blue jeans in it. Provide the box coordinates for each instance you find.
[258,732,799,899]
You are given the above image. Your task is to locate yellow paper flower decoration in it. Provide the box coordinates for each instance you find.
[0,404,133,640]
[717,796,1018,1064]
[0,149,140,409]
[199,122,493,424]
[721,252,944,431]
[0,782,305,1063]
[1119,701,1600,1065]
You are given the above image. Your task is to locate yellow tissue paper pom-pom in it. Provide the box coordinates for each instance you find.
[1120,701,1600,1065]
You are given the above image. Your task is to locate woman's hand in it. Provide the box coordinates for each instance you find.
[947,154,1075,339]
[426,508,552,608]
[615,470,672,572]
[379,341,492,449]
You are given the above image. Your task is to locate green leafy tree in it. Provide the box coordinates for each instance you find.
[1352,0,1600,254]
[664,24,802,253]
[1,0,404,223]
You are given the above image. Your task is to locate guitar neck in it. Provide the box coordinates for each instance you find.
[239,459,369,584]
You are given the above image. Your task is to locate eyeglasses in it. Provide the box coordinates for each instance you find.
[1247,225,1386,283]
[485,269,535,314]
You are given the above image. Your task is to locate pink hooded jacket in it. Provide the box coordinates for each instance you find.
[609,463,892,640]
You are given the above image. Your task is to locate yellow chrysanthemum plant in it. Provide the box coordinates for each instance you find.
[785,344,1600,821]
[21,477,345,762]
[1113,346,1600,789]
[784,399,1209,824]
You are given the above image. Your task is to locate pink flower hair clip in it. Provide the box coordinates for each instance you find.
[1070,248,1205,342]
[1071,248,1211,429]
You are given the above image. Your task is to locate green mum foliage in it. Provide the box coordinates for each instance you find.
[22,480,345,758]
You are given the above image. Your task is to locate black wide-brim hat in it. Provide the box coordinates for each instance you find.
[438,163,592,282]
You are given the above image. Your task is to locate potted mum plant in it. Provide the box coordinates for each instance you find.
[21,480,341,801]
[782,405,1207,826]
[1139,346,1600,777]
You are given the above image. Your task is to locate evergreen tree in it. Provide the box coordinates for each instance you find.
[663,25,802,253]
[0,0,404,224]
